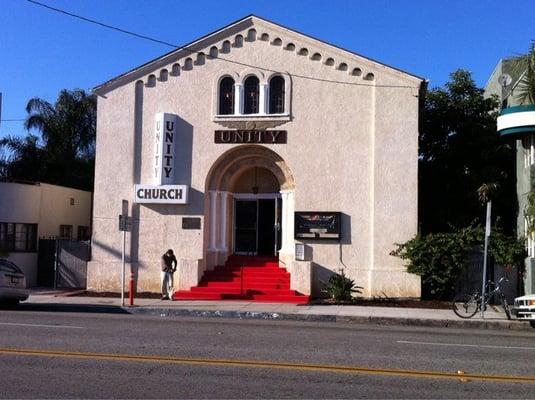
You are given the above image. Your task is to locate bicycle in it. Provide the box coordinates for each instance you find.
[452,277,511,320]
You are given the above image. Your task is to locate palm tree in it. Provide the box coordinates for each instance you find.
[516,42,535,105]
[25,89,96,159]
[19,89,96,189]
[0,134,45,182]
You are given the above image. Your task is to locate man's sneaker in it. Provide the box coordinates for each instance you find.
[161,295,169,300]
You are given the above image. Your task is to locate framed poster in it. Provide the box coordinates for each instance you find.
[294,212,341,240]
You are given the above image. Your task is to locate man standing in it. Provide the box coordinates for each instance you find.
[161,249,177,300]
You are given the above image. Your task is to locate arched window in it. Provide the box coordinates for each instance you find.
[219,77,234,115]
[269,76,285,114]
[243,76,259,114]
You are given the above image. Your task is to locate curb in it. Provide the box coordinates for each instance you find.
[124,306,535,332]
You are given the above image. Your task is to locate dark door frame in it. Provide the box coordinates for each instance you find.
[232,194,281,256]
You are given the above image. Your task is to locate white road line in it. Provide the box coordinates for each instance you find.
[397,340,535,351]
[0,322,84,329]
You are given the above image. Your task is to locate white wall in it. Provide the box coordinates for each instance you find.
[0,182,41,223]
[88,17,421,297]
[39,183,92,239]
[0,182,92,286]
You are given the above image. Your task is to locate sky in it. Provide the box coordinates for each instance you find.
[1,0,534,139]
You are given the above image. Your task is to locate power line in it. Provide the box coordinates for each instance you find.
[25,0,420,90]
[26,0,179,48]
[0,119,25,122]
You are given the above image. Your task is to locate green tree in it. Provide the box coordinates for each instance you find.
[0,89,96,190]
[0,134,45,182]
[392,226,525,299]
[515,41,535,105]
[419,70,516,234]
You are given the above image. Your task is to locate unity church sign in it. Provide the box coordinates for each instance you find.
[134,113,189,204]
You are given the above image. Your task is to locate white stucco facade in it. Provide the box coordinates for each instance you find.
[88,16,423,298]
[0,182,92,285]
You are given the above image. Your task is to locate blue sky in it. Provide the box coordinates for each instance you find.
[1,0,534,138]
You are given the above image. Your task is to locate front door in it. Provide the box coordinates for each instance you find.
[257,199,275,256]
[234,198,281,256]
[234,200,257,254]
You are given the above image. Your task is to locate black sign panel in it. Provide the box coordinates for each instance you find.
[118,215,132,232]
[294,212,341,240]
[182,217,201,230]
[215,130,287,144]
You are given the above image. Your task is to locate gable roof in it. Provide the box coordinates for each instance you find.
[93,14,424,94]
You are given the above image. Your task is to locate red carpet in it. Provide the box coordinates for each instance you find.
[173,255,310,303]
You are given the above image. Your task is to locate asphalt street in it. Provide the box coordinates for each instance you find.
[1,308,535,398]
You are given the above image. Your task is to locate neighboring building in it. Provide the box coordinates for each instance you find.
[0,181,92,286]
[486,56,535,294]
[89,15,424,298]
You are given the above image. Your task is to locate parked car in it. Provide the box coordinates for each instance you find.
[511,294,535,328]
[0,259,29,305]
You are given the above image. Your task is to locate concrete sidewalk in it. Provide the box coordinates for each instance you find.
[22,290,535,332]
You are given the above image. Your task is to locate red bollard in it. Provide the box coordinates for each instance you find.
[129,272,135,306]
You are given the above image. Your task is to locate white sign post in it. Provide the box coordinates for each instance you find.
[118,200,131,306]
[481,201,492,319]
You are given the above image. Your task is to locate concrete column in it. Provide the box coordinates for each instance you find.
[219,191,228,251]
[234,83,243,115]
[208,190,218,251]
[279,190,295,256]
[259,83,268,114]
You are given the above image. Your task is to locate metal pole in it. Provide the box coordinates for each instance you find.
[481,201,492,319]
[53,239,59,290]
[121,229,126,306]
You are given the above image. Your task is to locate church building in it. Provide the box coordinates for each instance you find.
[88,15,424,301]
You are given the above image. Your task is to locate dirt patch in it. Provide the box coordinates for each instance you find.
[310,298,451,309]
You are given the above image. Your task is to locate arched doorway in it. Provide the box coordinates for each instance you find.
[230,166,281,256]
[205,146,295,268]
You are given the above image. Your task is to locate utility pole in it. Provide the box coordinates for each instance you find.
[481,201,491,319]
[118,200,132,306]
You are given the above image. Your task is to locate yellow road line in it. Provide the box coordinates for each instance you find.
[1,347,535,384]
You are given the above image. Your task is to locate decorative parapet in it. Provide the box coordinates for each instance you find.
[213,114,291,130]
[498,105,535,138]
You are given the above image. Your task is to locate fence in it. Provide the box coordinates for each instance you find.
[454,246,520,304]
[37,238,90,289]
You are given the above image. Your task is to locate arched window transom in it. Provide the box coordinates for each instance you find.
[243,76,259,114]
[219,77,234,115]
[269,76,285,114]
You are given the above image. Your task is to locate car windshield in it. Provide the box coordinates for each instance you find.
[0,260,23,274]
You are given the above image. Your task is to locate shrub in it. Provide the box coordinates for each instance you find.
[322,269,362,302]
[391,225,525,299]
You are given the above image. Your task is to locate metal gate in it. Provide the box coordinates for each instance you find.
[37,239,90,289]
[455,246,520,304]
[37,239,56,287]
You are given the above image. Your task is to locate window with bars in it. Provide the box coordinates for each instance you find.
[269,75,285,114]
[59,225,73,240]
[0,223,37,252]
[218,77,234,115]
[522,134,535,168]
[77,226,90,241]
[243,76,260,114]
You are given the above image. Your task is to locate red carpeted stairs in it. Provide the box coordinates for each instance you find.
[173,255,309,303]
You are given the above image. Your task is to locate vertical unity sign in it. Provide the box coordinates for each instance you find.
[153,113,176,185]
[135,112,188,204]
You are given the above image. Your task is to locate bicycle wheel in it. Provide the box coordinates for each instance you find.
[452,294,479,318]
[500,296,512,320]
